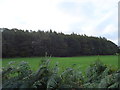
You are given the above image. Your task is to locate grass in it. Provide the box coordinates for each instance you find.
[2,55,118,73]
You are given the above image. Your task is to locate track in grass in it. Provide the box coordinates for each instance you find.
[2,55,118,73]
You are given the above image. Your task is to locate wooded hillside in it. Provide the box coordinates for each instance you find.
[2,28,118,57]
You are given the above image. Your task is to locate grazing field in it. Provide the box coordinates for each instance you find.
[2,55,118,73]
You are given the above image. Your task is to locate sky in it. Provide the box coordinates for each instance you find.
[0,0,119,45]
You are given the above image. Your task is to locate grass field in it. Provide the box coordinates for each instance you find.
[2,55,118,73]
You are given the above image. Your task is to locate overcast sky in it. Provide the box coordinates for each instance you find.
[0,0,119,45]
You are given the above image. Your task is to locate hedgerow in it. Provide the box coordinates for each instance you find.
[2,58,120,89]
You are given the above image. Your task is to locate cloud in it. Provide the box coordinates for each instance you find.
[58,0,118,45]
[0,0,80,33]
[102,24,117,34]
[0,0,119,45]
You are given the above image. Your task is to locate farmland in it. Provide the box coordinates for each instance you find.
[2,55,118,73]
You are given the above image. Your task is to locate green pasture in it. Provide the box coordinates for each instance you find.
[2,55,118,73]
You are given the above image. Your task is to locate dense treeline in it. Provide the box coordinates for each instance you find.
[1,28,118,57]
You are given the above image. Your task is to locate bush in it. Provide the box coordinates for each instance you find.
[2,59,120,89]
[83,60,119,88]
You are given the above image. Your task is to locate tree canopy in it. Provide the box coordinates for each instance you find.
[1,28,118,58]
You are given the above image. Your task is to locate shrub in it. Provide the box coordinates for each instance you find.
[83,60,119,88]
[2,59,120,89]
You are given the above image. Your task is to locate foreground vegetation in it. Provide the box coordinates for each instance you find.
[2,57,119,89]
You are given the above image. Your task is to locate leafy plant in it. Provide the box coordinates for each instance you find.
[83,60,119,88]
[2,59,120,89]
